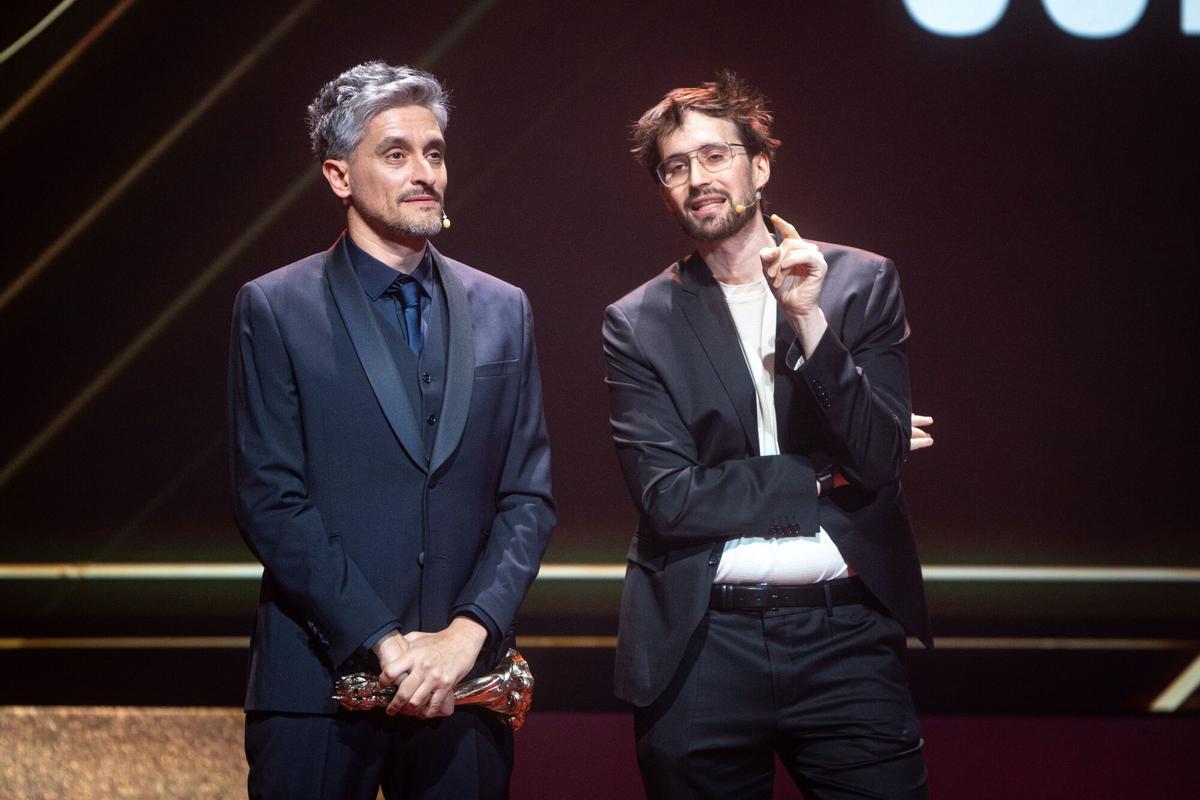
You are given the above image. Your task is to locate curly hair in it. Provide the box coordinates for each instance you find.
[306,61,451,162]
[630,70,781,180]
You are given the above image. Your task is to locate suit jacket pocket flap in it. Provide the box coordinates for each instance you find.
[473,358,520,378]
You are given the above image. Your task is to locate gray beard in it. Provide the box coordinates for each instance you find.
[385,214,443,240]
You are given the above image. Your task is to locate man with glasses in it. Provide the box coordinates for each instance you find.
[603,71,932,798]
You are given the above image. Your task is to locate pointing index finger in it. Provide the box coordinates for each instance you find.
[769,213,804,242]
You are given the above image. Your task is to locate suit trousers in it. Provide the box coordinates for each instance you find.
[634,600,928,800]
[245,706,512,800]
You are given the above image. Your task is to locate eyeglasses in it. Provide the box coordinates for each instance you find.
[655,142,749,188]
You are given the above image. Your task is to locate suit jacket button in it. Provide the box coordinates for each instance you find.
[418,551,425,566]
[426,413,438,425]
[422,372,433,384]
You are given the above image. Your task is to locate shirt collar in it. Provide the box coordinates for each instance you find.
[345,233,435,301]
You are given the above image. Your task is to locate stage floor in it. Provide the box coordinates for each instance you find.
[3,707,1198,799]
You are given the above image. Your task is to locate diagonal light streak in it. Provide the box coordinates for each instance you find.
[1150,653,1200,712]
[413,0,497,68]
[449,4,658,212]
[0,0,136,132]
[91,432,225,562]
[0,0,500,490]
[0,0,82,65]
[0,170,317,489]
[0,0,316,312]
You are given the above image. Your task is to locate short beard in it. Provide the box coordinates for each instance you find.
[674,189,757,242]
[363,188,445,240]
[384,213,443,240]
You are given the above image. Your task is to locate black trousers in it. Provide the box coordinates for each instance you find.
[635,601,928,800]
[245,706,513,800]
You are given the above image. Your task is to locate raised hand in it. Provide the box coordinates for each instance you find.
[760,214,828,317]
[761,214,829,356]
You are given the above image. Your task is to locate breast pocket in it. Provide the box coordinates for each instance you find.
[473,359,520,379]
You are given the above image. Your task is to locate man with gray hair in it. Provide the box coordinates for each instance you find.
[229,61,555,799]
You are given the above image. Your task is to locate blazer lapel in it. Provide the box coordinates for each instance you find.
[677,253,760,455]
[429,247,474,475]
[773,301,806,455]
[325,234,427,471]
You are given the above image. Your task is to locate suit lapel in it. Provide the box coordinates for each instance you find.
[429,247,474,475]
[773,302,799,453]
[677,253,760,455]
[325,234,427,471]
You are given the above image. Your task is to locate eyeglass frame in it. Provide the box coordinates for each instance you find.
[654,142,751,188]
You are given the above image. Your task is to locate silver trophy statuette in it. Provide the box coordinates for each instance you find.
[333,647,534,730]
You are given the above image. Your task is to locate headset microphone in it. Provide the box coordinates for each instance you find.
[734,190,762,215]
[441,209,452,230]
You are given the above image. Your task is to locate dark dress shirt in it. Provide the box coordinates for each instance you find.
[344,234,500,655]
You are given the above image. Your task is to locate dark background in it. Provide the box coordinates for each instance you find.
[1,0,1198,715]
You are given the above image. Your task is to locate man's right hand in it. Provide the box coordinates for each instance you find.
[371,630,410,688]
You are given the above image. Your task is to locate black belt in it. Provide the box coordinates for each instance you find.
[710,577,865,611]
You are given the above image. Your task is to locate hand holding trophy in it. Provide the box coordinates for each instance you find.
[333,648,534,730]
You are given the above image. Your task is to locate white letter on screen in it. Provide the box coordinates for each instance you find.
[902,0,1010,37]
[1041,0,1149,38]
[1184,0,1200,34]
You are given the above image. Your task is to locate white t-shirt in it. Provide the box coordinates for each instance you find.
[713,277,851,585]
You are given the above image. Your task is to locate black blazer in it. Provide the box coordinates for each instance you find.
[228,234,555,713]
[603,238,930,708]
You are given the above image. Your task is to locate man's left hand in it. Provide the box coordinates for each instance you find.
[761,214,829,356]
[910,413,934,451]
[383,616,487,719]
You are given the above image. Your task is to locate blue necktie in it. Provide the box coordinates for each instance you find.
[385,275,422,356]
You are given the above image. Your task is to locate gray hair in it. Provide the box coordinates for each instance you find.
[306,61,451,161]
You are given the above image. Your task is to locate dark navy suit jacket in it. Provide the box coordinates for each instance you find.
[603,237,930,708]
[228,233,555,714]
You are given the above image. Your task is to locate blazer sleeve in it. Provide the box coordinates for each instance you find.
[453,290,556,634]
[228,281,396,667]
[794,256,912,490]
[604,302,819,543]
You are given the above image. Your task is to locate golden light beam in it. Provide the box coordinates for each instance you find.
[0,0,82,65]
[1150,653,1200,713]
[0,0,136,132]
[0,169,317,489]
[0,0,501,489]
[2,562,1198,583]
[0,0,316,313]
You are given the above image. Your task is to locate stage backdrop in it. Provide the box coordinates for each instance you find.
[1,0,1197,714]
